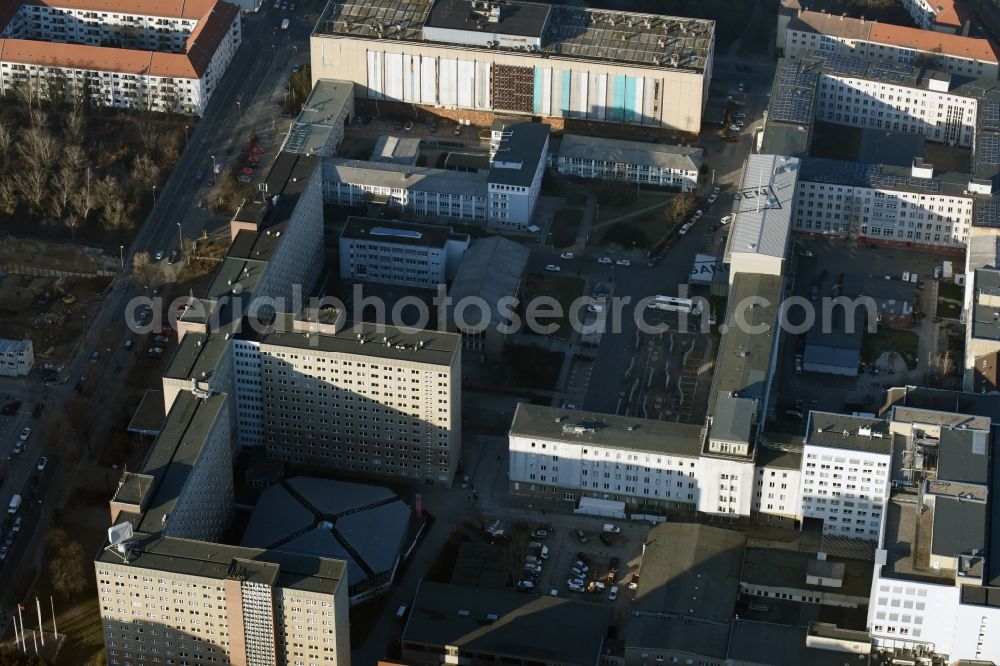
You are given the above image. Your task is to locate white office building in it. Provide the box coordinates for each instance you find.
[866,402,1000,663]
[325,123,547,229]
[799,412,892,540]
[0,0,242,116]
[554,134,702,191]
[795,158,974,249]
[339,217,469,288]
[0,338,33,377]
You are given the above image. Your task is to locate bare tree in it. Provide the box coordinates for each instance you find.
[131,153,160,190]
[133,117,159,153]
[665,193,699,226]
[18,126,59,172]
[12,168,47,214]
[71,167,94,223]
[0,123,12,168]
[64,213,81,241]
[94,174,121,211]
[0,177,16,215]
[62,142,85,169]
[101,196,132,234]
[50,166,78,219]
[46,532,87,600]
[64,107,86,145]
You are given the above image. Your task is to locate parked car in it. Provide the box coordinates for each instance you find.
[597,256,612,264]
[540,545,550,560]
[90,351,100,363]
[12,517,22,533]
[574,561,589,573]
[0,546,7,561]
[453,125,462,136]
[733,112,747,120]
[570,566,585,578]
[560,252,575,260]
[794,354,804,375]
[608,586,619,601]
[147,346,165,358]
[544,264,561,272]
[799,249,814,257]
[602,523,621,534]
[19,427,30,442]
[152,250,166,262]
[576,529,587,543]
[36,457,47,471]
[517,580,535,592]
[404,121,414,132]
[707,194,717,204]
[615,258,630,267]
[531,529,548,538]
[713,186,721,195]
[729,124,741,132]
[396,604,408,619]
[154,335,172,345]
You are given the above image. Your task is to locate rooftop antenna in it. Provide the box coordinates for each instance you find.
[105,521,137,564]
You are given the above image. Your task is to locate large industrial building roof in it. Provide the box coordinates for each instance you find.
[728,621,872,666]
[314,0,714,71]
[626,523,745,658]
[509,403,705,458]
[403,580,613,665]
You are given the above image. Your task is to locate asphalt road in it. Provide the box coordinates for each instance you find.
[0,0,312,623]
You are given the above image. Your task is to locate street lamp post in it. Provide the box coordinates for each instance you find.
[119,245,124,270]
[211,155,217,175]
[236,100,242,119]
[184,124,190,143]
[152,185,157,206]
[176,222,183,251]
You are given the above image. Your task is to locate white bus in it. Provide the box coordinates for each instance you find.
[647,295,703,315]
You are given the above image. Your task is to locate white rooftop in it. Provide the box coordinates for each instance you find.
[727,154,800,260]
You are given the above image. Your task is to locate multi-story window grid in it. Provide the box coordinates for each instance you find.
[793,180,973,248]
[814,74,978,147]
[0,0,242,116]
[798,425,891,540]
[258,327,461,486]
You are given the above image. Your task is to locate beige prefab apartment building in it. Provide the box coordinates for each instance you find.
[96,538,351,666]
[260,321,463,486]
[310,0,714,134]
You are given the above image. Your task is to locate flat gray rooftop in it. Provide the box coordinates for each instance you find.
[627,523,745,658]
[509,403,705,458]
[799,157,971,198]
[972,268,1000,341]
[806,411,892,455]
[315,0,714,71]
[261,320,460,367]
[130,391,229,535]
[557,134,703,172]
[488,123,548,189]
[937,427,990,484]
[449,236,529,327]
[741,548,874,598]
[285,79,354,156]
[96,534,347,596]
[324,157,488,196]
[728,621,872,666]
[707,272,784,414]
[403,580,612,664]
[341,216,468,248]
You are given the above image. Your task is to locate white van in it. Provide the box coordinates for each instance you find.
[396,604,408,619]
[8,495,21,514]
[602,523,621,534]
[280,18,289,29]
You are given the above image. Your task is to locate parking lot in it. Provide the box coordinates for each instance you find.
[512,517,650,626]
[771,236,954,419]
